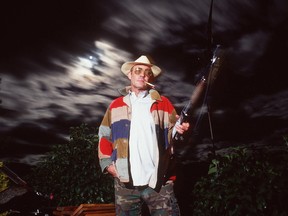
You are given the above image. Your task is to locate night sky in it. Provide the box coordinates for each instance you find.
[1,0,288,168]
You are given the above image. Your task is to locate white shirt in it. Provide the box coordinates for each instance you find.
[129,91,159,188]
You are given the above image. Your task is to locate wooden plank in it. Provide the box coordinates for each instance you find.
[71,204,115,216]
[53,206,77,216]
[84,213,115,216]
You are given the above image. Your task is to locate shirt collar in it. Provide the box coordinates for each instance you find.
[129,90,149,99]
[122,87,162,106]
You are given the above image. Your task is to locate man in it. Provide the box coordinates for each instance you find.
[98,55,189,216]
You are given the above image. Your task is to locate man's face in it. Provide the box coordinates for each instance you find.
[128,64,154,91]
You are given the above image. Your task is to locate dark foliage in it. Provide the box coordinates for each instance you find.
[191,145,288,216]
[28,123,114,206]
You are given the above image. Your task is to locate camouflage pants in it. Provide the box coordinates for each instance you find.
[114,178,181,216]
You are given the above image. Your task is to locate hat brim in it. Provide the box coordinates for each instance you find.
[121,62,161,77]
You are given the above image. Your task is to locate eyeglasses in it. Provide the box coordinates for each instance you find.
[132,67,153,77]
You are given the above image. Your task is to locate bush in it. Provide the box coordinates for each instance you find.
[0,161,9,216]
[191,146,288,216]
[29,123,114,206]
[0,162,9,193]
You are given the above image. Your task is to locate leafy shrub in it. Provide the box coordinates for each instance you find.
[191,146,288,216]
[0,161,9,216]
[29,124,114,206]
[0,162,9,193]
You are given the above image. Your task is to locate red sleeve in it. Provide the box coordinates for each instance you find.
[99,137,113,156]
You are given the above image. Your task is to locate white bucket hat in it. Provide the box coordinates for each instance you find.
[121,55,162,77]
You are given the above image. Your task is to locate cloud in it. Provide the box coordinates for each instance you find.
[18,154,47,166]
[243,90,288,119]
[96,0,288,99]
[102,0,212,51]
[0,37,196,135]
[102,0,284,50]
[228,31,271,76]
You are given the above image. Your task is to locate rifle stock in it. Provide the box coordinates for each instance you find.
[173,77,206,141]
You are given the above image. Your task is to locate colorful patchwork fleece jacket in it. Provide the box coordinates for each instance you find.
[98,88,178,190]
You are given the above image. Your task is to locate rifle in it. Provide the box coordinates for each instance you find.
[160,48,225,187]
[173,45,224,142]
